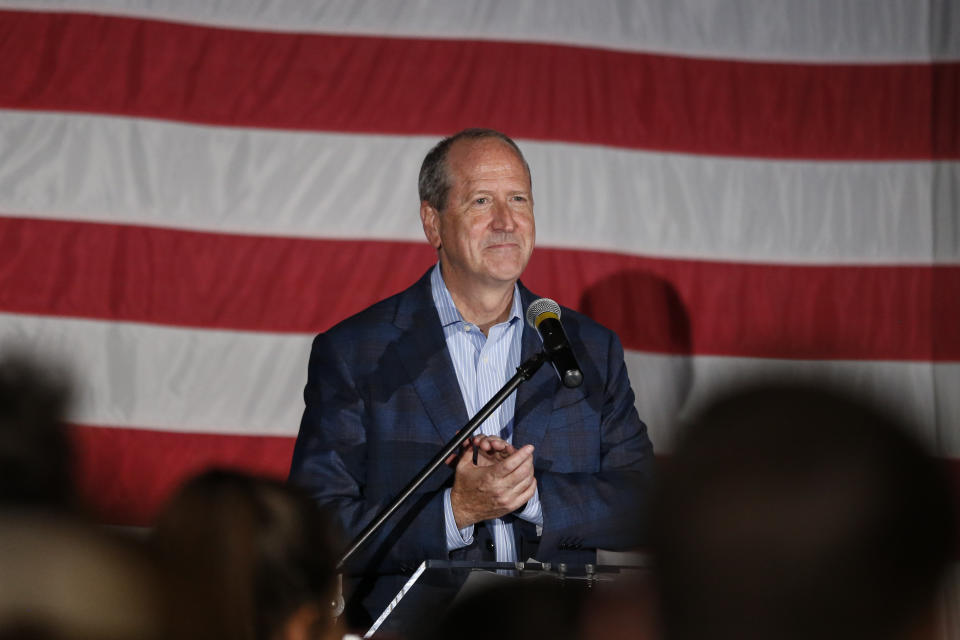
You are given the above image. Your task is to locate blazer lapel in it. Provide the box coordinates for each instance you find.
[391,274,588,450]
[513,284,588,452]
[512,323,555,451]
[393,271,470,444]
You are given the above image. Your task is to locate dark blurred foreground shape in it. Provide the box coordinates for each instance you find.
[151,469,342,640]
[413,577,587,640]
[0,356,74,511]
[411,567,659,640]
[0,354,345,640]
[651,383,958,640]
[0,514,165,640]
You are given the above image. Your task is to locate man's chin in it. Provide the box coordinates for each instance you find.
[482,263,528,285]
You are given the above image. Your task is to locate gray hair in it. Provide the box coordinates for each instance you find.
[418,128,531,212]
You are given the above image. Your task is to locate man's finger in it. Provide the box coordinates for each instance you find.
[474,435,511,452]
[455,447,482,472]
[503,476,537,512]
[495,444,534,475]
[502,456,535,486]
[473,447,508,467]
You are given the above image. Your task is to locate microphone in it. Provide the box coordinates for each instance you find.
[525,298,583,388]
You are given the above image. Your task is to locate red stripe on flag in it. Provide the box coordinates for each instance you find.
[70,424,960,528]
[70,424,295,526]
[0,216,437,336]
[0,9,955,159]
[2,216,957,361]
[524,249,960,363]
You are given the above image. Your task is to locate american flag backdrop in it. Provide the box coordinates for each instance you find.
[0,0,958,563]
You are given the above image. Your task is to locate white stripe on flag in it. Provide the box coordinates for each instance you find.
[0,0,953,61]
[3,312,958,457]
[0,312,311,436]
[626,351,954,455]
[1,110,954,264]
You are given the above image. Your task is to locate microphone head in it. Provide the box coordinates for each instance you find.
[526,298,561,329]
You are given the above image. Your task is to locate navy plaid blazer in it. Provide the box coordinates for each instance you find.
[289,269,654,623]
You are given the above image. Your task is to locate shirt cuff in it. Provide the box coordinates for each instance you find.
[443,488,474,551]
[516,486,544,529]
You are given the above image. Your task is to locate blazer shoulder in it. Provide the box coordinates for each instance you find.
[325,294,400,338]
[321,269,433,342]
[519,282,610,333]
[518,281,619,349]
[558,304,613,336]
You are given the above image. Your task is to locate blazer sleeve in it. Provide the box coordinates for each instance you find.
[288,332,450,575]
[534,329,654,556]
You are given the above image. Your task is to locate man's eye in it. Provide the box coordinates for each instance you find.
[474,197,489,205]
[511,195,527,202]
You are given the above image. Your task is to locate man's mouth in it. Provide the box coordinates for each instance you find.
[484,237,520,249]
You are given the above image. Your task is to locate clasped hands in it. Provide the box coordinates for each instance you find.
[448,435,536,530]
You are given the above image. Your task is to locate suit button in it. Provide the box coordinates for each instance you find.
[485,540,495,552]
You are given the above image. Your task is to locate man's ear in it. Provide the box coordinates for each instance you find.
[420,201,442,250]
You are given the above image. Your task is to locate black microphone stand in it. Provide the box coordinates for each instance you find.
[337,350,548,572]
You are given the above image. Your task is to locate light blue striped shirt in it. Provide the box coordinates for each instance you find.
[431,264,543,561]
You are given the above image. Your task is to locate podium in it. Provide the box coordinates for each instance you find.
[364,559,650,638]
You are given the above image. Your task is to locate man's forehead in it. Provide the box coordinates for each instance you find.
[447,137,531,188]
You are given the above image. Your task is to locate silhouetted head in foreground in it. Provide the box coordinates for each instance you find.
[416,578,587,640]
[152,470,341,640]
[651,384,957,640]
[0,514,164,640]
[0,355,74,511]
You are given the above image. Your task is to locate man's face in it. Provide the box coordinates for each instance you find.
[420,138,535,292]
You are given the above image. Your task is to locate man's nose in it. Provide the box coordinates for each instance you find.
[490,199,516,231]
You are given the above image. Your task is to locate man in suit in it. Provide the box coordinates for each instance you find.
[289,129,654,625]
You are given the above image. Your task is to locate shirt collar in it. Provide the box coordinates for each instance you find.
[430,263,522,329]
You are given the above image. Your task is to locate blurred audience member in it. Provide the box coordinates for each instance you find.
[152,469,341,640]
[579,572,658,640]
[0,514,164,640]
[0,356,74,510]
[651,384,958,640]
[415,577,587,640]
